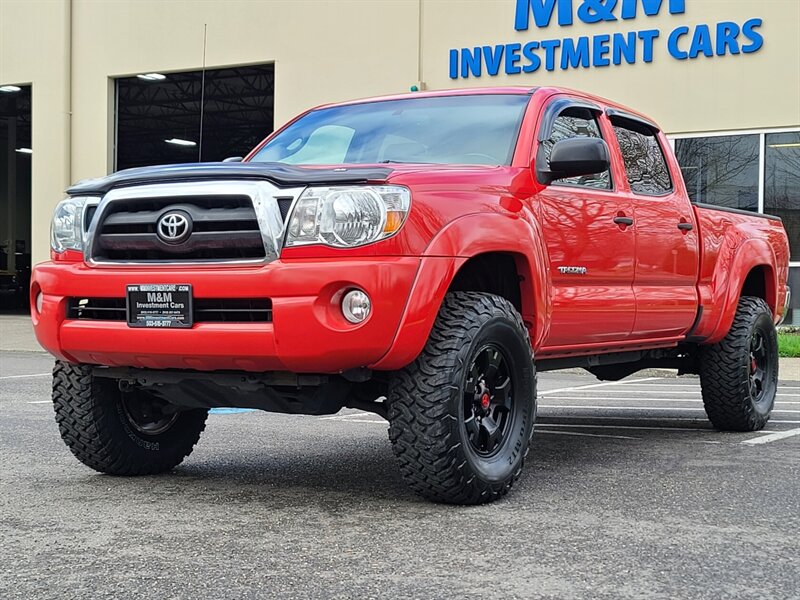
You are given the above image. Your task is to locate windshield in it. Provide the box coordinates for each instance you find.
[250,94,530,166]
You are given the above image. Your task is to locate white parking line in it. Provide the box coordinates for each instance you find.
[319,411,373,421]
[741,428,800,446]
[536,423,793,434]
[539,405,800,413]
[0,373,50,380]
[27,400,51,404]
[554,389,704,394]
[538,377,665,395]
[537,423,711,432]
[543,389,798,398]
[554,382,799,392]
[535,429,638,440]
[542,396,800,405]
[545,416,800,425]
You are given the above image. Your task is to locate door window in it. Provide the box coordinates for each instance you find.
[540,108,611,190]
[611,118,672,195]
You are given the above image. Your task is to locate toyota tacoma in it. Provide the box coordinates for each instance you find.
[31,87,792,504]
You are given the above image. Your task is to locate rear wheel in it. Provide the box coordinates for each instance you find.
[388,292,536,504]
[52,360,208,474]
[699,296,779,431]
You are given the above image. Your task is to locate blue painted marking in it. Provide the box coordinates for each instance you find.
[209,408,257,415]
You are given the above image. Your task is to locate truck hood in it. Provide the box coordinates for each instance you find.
[66,162,396,195]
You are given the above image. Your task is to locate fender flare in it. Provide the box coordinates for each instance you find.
[700,238,778,344]
[369,212,550,370]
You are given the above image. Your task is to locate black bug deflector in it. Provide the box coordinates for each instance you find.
[67,162,395,195]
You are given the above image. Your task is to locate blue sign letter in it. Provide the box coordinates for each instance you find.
[741,18,763,54]
[577,0,618,24]
[461,47,483,78]
[561,36,591,68]
[620,0,685,20]
[515,0,573,31]
[667,26,689,59]
[637,29,660,62]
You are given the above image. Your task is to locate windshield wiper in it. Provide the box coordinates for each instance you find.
[379,159,434,164]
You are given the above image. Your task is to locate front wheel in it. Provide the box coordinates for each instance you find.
[388,292,536,505]
[699,296,779,431]
[52,361,208,475]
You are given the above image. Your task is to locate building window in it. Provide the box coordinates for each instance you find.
[765,132,800,262]
[672,128,799,326]
[674,135,759,211]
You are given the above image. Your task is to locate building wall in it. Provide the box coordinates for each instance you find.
[0,0,71,266]
[1,0,799,265]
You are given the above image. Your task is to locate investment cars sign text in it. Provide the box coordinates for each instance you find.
[448,0,764,78]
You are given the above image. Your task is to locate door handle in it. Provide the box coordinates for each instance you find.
[613,216,634,226]
[677,222,693,231]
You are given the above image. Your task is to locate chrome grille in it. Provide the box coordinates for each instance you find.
[94,196,264,261]
[85,181,304,265]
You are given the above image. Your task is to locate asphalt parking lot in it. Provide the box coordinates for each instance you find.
[1,350,798,599]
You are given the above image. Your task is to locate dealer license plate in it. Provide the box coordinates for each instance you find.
[126,284,193,328]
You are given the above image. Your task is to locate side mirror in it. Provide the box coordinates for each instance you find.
[538,137,610,185]
[222,156,243,163]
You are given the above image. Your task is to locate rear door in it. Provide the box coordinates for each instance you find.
[535,99,636,349]
[607,112,700,339]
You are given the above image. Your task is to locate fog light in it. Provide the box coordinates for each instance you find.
[341,289,371,324]
[35,292,43,314]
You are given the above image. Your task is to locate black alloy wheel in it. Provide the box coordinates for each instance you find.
[121,392,180,436]
[463,344,515,456]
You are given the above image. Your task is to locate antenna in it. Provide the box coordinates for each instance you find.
[198,23,207,162]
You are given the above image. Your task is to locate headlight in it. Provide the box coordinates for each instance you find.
[50,197,88,253]
[285,186,411,248]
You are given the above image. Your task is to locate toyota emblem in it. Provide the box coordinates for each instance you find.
[157,211,192,244]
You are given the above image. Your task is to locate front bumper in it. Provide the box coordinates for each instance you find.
[31,257,431,373]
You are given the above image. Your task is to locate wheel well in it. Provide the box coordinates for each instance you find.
[741,265,776,311]
[448,253,524,313]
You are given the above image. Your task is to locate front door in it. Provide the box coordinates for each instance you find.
[535,100,636,349]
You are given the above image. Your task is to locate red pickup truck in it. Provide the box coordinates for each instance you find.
[32,87,791,504]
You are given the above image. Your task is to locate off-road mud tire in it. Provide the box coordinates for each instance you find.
[699,296,779,431]
[52,360,208,474]
[388,292,536,504]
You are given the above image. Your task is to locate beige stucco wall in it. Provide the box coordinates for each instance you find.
[2,0,800,264]
[0,0,71,266]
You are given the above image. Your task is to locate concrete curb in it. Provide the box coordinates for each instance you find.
[780,357,800,382]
